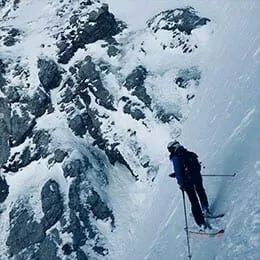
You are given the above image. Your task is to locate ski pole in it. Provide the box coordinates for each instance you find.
[202,173,236,177]
[182,189,192,259]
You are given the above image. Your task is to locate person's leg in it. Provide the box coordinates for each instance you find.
[185,185,205,226]
[195,177,209,211]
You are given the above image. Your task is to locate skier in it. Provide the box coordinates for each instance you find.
[167,140,210,231]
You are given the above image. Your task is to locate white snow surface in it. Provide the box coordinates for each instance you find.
[0,0,259,260]
[104,1,260,260]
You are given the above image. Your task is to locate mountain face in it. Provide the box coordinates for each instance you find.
[0,1,212,259]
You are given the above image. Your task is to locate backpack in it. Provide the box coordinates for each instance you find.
[181,150,201,175]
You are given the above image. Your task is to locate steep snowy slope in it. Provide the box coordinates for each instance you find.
[108,1,259,260]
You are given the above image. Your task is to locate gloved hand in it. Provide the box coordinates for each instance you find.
[169,172,176,178]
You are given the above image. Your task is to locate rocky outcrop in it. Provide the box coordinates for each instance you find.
[148,7,210,35]
[10,106,36,146]
[3,130,51,172]
[6,197,63,259]
[57,3,122,64]
[147,7,210,53]
[124,66,151,107]
[38,58,62,91]
[59,157,114,257]
[121,96,146,120]
[41,180,63,230]
[27,88,52,117]
[6,86,21,103]
[33,233,61,260]
[54,149,68,163]
[62,159,83,178]
[76,56,116,110]
[1,27,22,47]
[68,114,87,137]
[87,188,114,222]
[6,200,46,255]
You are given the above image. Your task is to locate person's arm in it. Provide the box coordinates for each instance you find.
[172,156,183,186]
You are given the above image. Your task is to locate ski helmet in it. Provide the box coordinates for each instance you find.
[167,140,181,152]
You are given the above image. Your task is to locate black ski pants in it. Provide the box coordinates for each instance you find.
[184,177,209,226]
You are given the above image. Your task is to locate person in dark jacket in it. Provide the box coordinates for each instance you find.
[168,140,210,230]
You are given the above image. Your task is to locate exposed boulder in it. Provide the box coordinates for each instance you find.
[124,66,151,107]
[62,243,73,255]
[0,73,5,89]
[107,45,120,57]
[69,210,87,248]
[68,114,86,137]
[27,88,51,117]
[38,58,62,91]
[54,149,68,163]
[6,200,46,255]
[62,159,83,178]
[81,109,102,140]
[19,146,31,167]
[41,179,63,230]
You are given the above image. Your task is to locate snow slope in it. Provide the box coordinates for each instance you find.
[105,1,260,260]
[0,0,259,259]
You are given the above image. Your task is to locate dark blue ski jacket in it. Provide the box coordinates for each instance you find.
[169,146,201,187]
[171,155,183,186]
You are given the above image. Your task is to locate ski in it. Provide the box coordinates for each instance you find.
[189,229,224,237]
[189,212,225,219]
